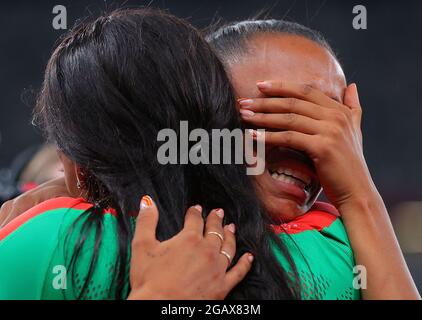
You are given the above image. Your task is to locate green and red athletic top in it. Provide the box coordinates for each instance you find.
[0,197,360,300]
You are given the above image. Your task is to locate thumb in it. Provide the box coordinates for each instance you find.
[133,195,160,248]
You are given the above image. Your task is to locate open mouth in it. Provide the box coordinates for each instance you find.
[264,147,322,210]
[269,167,312,191]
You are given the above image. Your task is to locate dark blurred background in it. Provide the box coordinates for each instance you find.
[0,0,421,292]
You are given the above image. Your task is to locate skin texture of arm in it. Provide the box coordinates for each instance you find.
[338,189,420,299]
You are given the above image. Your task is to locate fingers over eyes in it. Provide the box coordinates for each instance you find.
[239,97,324,120]
[241,112,321,135]
[256,80,340,109]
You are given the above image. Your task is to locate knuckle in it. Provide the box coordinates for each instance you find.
[330,124,344,138]
[205,247,218,262]
[300,84,313,96]
[320,137,334,155]
[328,124,342,136]
[285,98,296,110]
[332,110,348,125]
[284,113,296,125]
[184,230,202,244]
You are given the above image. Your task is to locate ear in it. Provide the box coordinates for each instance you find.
[56,150,83,197]
[74,166,85,187]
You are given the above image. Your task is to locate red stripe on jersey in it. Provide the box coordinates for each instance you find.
[272,201,339,235]
[0,197,116,241]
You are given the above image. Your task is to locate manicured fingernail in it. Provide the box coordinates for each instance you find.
[140,195,153,210]
[238,99,254,107]
[215,208,224,218]
[240,109,255,118]
[248,254,254,263]
[227,223,236,233]
[194,204,202,212]
[257,81,271,89]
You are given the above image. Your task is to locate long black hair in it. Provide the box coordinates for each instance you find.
[34,8,300,299]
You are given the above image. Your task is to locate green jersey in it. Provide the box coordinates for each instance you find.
[0,197,360,300]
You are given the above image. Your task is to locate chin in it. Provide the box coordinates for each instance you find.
[265,197,307,223]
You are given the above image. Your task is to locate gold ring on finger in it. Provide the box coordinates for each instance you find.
[207,231,224,243]
[220,250,232,264]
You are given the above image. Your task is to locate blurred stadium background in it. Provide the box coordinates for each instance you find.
[0,0,421,292]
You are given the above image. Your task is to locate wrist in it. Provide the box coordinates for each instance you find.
[337,188,387,220]
[334,171,381,210]
[338,191,381,209]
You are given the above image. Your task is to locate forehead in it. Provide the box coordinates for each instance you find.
[229,34,346,101]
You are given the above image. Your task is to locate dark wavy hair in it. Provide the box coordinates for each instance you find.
[34,8,300,299]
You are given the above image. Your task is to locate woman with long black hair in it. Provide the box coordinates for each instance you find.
[0,8,299,299]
